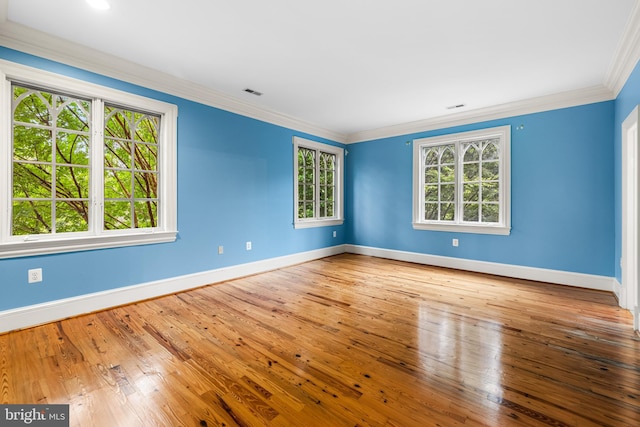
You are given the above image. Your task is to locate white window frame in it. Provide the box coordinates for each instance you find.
[293,136,344,229]
[0,60,178,258]
[412,125,511,235]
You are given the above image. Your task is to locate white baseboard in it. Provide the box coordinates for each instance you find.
[0,245,346,334]
[0,243,618,334]
[345,245,617,293]
[613,278,624,305]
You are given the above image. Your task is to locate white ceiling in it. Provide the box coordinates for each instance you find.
[2,0,639,141]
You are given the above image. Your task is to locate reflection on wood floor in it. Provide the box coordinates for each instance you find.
[1,254,639,426]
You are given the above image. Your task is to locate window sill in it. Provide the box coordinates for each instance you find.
[412,222,511,235]
[294,219,344,229]
[0,231,178,259]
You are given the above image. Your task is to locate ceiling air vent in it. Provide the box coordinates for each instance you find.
[446,103,466,110]
[244,88,263,96]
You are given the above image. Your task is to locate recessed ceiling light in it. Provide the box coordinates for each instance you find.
[86,0,110,11]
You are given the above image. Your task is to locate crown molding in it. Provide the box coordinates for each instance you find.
[605,0,640,97]
[346,85,615,143]
[0,19,348,143]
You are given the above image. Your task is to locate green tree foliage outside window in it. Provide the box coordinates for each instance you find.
[422,138,501,224]
[12,85,91,235]
[11,84,160,236]
[104,106,159,230]
[297,147,315,218]
[297,147,336,220]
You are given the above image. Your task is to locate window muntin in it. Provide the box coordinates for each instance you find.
[293,137,343,228]
[413,126,510,235]
[0,60,177,258]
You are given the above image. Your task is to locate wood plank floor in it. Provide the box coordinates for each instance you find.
[1,254,639,426]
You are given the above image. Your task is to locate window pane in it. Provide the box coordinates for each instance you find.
[463,183,479,202]
[463,203,479,222]
[57,132,90,165]
[56,201,89,232]
[425,203,438,221]
[13,88,52,126]
[56,97,90,130]
[440,203,455,221]
[13,163,52,198]
[325,171,334,186]
[463,162,479,182]
[104,170,132,199]
[441,183,455,202]
[441,146,455,164]
[441,165,455,182]
[303,202,314,218]
[425,167,438,184]
[134,201,157,228]
[105,139,131,169]
[424,148,438,166]
[326,186,334,200]
[13,126,52,162]
[482,203,499,223]
[133,172,158,199]
[134,114,159,143]
[483,182,500,203]
[134,143,157,172]
[463,144,479,162]
[482,141,500,160]
[424,184,439,202]
[12,201,51,235]
[105,108,132,139]
[326,201,334,217]
[482,161,499,180]
[304,185,314,201]
[56,166,89,199]
[104,201,132,229]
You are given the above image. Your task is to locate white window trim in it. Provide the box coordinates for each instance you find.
[0,60,178,259]
[412,125,511,235]
[293,136,344,229]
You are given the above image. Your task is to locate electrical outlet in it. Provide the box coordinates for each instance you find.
[28,268,42,284]
[452,239,459,247]
[246,241,252,251]
[333,231,337,238]
[218,245,224,255]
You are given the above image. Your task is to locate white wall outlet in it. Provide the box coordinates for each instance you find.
[452,239,459,247]
[28,268,42,284]
[246,241,252,251]
[218,245,224,255]
[333,231,337,238]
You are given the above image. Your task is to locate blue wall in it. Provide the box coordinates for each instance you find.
[0,48,346,311]
[0,46,628,315]
[614,60,640,283]
[347,102,615,277]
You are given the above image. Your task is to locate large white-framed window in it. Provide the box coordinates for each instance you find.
[293,136,344,229]
[413,125,511,235]
[0,60,178,258]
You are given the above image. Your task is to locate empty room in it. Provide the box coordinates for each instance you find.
[1,0,640,426]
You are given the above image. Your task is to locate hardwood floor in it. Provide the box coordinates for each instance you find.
[1,254,639,426]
